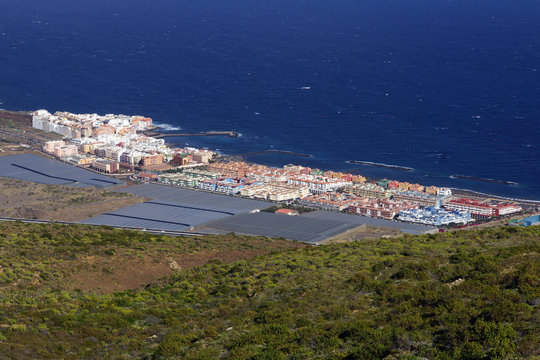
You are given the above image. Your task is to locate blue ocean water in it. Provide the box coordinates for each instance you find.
[0,0,539,199]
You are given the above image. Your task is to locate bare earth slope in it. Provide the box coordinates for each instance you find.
[0,177,143,221]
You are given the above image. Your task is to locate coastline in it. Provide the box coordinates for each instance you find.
[2,108,539,205]
[148,129,540,202]
[448,188,540,206]
[132,125,540,205]
[226,151,539,205]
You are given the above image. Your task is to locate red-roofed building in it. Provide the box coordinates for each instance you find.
[348,198,419,220]
[275,209,299,216]
[445,198,496,218]
[387,180,401,189]
[137,172,158,182]
[492,203,523,216]
[171,153,192,166]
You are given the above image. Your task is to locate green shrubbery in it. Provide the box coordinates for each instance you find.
[0,222,538,359]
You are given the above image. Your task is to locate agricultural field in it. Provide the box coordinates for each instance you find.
[0,222,538,359]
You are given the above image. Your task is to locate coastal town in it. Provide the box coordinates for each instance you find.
[30,109,528,229]
[3,2,540,358]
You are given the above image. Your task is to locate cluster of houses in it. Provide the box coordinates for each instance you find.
[33,109,153,138]
[36,110,216,173]
[156,160,523,226]
[33,110,523,228]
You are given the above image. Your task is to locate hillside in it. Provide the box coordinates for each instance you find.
[0,222,538,359]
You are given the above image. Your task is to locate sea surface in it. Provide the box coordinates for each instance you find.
[1,0,539,200]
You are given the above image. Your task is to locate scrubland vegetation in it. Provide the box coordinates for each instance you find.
[0,222,538,359]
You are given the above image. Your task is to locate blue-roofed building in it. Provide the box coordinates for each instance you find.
[511,215,540,227]
[398,206,471,226]
[215,182,243,195]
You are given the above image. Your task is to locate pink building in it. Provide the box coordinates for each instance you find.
[54,145,78,158]
[43,140,66,153]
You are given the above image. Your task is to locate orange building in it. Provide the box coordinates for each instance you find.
[92,160,119,174]
[352,175,367,184]
[131,117,153,129]
[141,154,164,167]
[94,124,115,136]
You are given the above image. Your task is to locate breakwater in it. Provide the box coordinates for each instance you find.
[240,149,313,158]
[450,174,518,186]
[347,160,414,171]
[143,130,239,138]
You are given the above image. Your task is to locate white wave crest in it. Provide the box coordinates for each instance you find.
[154,123,182,131]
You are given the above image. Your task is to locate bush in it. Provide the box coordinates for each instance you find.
[153,333,194,358]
